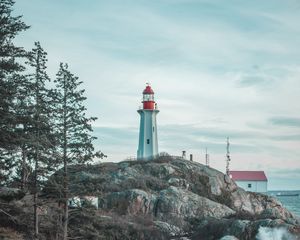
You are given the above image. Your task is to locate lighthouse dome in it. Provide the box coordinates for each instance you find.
[143,85,154,94]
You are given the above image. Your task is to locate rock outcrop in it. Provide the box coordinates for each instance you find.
[45,156,300,239]
[1,157,299,239]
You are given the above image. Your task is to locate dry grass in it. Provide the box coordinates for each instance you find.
[0,227,24,240]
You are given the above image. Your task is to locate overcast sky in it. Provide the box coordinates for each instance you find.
[14,0,300,190]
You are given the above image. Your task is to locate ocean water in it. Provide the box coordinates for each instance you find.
[268,190,300,218]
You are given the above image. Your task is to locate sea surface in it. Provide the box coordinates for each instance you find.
[268,190,300,217]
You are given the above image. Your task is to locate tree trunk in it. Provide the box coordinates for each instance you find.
[62,146,68,240]
[34,194,38,237]
[21,146,27,191]
[56,212,62,240]
[34,55,40,239]
[34,150,39,238]
[63,167,68,240]
[62,77,68,240]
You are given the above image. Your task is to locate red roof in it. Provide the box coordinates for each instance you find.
[143,85,154,94]
[229,171,267,181]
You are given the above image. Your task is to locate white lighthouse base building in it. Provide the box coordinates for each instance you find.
[137,109,159,160]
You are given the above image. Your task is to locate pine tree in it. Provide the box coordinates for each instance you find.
[0,0,29,145]
[2,72,35,189]
[53,63,102,240]
[26,42,56,237]
[0,0,29,184]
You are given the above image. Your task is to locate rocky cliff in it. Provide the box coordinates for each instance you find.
[1,156,300,239]
[50,156,300,239]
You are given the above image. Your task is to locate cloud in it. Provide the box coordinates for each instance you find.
[13,0,300,189]
[93,121,299,160]
[268,169,300,178]
[238,75,269,87]
[269,117,300,128]
[272,134,300,141]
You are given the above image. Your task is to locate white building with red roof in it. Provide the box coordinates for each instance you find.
[229,171,268,193]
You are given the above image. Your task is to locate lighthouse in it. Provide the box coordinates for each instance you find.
[137,84,159,160]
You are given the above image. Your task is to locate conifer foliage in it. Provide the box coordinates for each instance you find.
[0,0,29,75]
[27,42,56,237]
[0,0,29,184]
[0,1,103,239]
[53,63,101,239]
[54,63,99,165]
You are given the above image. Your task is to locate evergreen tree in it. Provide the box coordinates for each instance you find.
[53,63,102,240]
[0,0,29,184]
[26,42,56,237]
[13,81,35,190]
[3,72,35,189]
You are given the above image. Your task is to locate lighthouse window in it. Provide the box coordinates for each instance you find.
[248,184,252,188]
[147,139,150,144]
[143,94,154,101]
[153,127,154,132]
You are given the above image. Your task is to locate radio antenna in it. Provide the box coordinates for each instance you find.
[226,137,231,176]
[205,148,209,167]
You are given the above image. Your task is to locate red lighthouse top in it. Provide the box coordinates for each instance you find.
[142,84,156,110]
[143,85,154,94]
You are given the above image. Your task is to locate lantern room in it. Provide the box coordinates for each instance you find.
[142,85,156,110]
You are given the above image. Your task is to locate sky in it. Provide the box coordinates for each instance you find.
[13,0,300,190]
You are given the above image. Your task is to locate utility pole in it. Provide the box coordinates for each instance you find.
[205,148,209,167]
[226,137,231,176]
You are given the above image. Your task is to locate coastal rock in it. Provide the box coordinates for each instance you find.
[168,177,190,190]
[41,157,299,239]
[192,217,300,240]
[231,188,297,222]
[106,189,157,215]
[155,186,235,221]
[154,220,182,236]
[104,185,235,222]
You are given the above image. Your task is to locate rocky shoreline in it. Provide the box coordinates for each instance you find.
[1,157,299,239]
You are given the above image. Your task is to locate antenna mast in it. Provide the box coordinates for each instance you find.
[226,137,231,175]
[205,148,209,166]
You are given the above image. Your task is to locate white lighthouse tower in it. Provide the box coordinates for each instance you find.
[137,84,159,160]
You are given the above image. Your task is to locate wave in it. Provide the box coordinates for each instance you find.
[256,227,296,240]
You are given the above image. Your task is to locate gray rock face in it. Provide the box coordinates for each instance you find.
[46,157,300,239]
[156,186,235,220]
[193,217,300,240]
[154,221,182,237]
[168,177,190,190]
[105,185,235,223]
[106,189,157,215]
[231,187,297,222]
